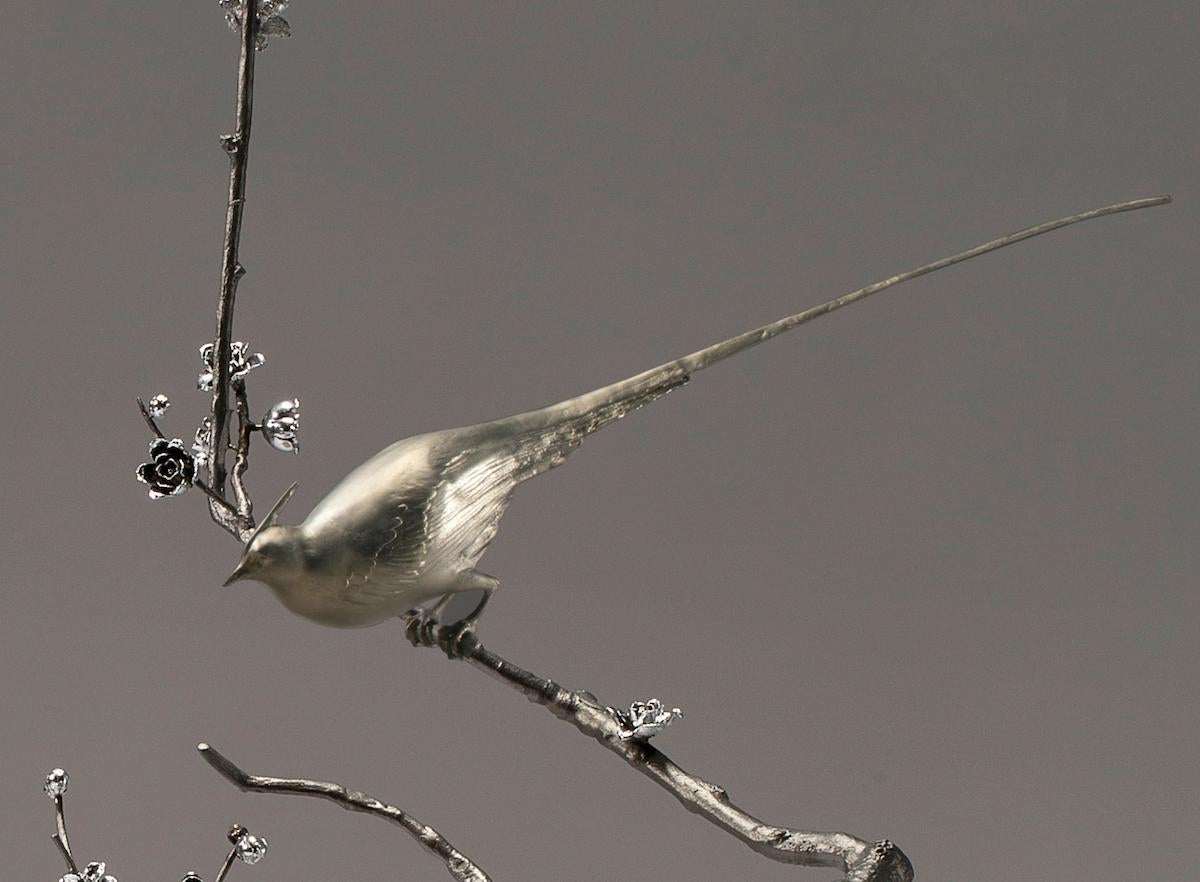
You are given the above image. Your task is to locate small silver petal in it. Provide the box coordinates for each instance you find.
[261,16,291,37]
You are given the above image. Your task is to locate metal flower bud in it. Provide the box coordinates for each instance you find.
[234,832,268,865]
[44,768,69,798]
[147,394,171,418]
[260,398,300,453]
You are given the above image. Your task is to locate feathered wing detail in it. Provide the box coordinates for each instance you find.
[324,307,832,608]
[351,313,828,594]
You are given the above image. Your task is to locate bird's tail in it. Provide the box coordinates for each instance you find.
[503,197,1170,474]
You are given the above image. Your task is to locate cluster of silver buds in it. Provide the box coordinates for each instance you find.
[44,769,267,882]
[218,0,292,51]
[135,340,301,501]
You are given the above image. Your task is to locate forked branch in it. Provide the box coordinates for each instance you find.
[199,744,491,882]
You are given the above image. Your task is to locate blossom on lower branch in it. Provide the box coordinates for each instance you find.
[43,768,267,882]
[611,698,684,740]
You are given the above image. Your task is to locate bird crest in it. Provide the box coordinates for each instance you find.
[240,481,298,550]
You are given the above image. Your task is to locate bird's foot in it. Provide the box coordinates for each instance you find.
[436,619,479,660]
[402,608,440,648]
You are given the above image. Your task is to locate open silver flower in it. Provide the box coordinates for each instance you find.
[234,832,268,865]
[219,0,292,51]
[60,860,117,882]
[197,342,265,391]
[135,438,196,499]
[261,398,300,453]
[610,698,683,740]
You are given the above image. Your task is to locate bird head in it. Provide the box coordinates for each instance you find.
[223,483,303,588]
[224,524,305,587]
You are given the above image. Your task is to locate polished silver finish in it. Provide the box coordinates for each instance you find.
[403,628,914,881]
[199,744,490,882]
[223,196,1171,632]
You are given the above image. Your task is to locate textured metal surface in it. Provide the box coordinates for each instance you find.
[199,744,491,882]
[223,197,1170,632]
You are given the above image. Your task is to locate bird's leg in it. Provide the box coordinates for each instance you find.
[402,594,453,648]
[437,571,499,659]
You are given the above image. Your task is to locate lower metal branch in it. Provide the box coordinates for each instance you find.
[198,744,491,882]
[451,634,912,881]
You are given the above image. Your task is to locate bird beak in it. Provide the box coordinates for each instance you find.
[222,559,251,587]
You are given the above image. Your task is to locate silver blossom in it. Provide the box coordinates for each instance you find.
[147,394,171,418]
[234,832,268,864]
[219,0,292,51]
[71,861,117,882]
[44,768,69,798]
[197,341,265,391]
[610,698,683,740]
[261,398,300,453]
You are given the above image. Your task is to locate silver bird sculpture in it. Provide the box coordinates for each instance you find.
[222,198,1169,647]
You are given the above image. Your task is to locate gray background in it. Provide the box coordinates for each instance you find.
[1,2,1195,880]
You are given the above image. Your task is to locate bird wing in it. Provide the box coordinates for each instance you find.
[415,370,694,575]
[330,370,691,606]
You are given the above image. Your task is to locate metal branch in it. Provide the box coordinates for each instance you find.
[136,397,242,524]
[198,744,492,882]
[230,379,255,527]
[433,634,912,881]
[212,846,239,882]
[49,795,78,875]
[208,0,259,527]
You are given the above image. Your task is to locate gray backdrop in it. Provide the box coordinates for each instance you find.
[1,3,1195,880]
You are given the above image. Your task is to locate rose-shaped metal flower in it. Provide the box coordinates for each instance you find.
[260,398,300,453]
[197,341,265,391]
[219,0,292,51]
[135,438,196,499]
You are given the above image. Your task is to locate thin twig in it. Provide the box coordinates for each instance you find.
[50,795,79,875]
[137,397,242,523]
[198,744,492,882]
[212,846,239,882]
[429,633,913,882]
[208,0,259,525]
[230,379,255,525]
